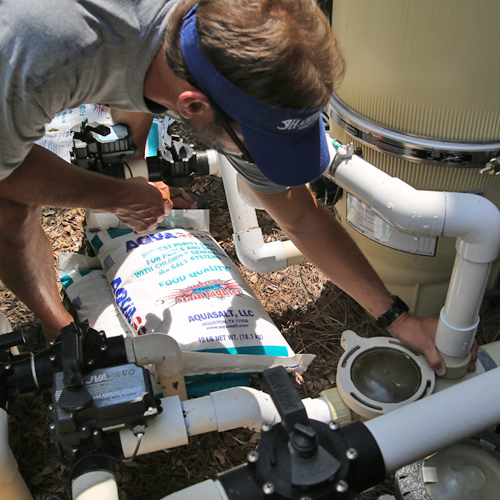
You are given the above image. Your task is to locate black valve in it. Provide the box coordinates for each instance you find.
[70,120,138,175]
[256,366,346,498]
[57,322,92,411]
[146,135,210,186]
[70,122,211,187]
[217,366,386,499]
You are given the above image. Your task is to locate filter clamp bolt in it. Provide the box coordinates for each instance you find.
[261,422,272,433]
[481,157,500,175]
[262,482,275,495]
[247,451,259,463]
[328,420,339,431]
[336,480,349,493]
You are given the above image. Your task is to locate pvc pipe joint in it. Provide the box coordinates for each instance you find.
[444,191,500,263]
[234,229,304,272]
[370,177,446,237]
[435,308,479,358]
[124,334,187,399]
[218,153,304,272]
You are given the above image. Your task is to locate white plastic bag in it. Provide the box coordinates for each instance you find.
[59,253,131,337]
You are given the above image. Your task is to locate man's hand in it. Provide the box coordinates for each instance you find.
[113,178,173,235]
[388,313,478,377]
[170,187,199,209]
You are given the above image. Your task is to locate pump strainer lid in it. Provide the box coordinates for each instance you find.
[351,347,422,404]
[395,433,500,500]
[336,330,435,419]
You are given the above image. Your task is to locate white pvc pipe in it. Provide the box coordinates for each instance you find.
[364,366,500,472]
[160,479,229,500]
[434,255,487,359]
[232,229,304,272]
[125,159,149,179]
[184,387,279,434]
[218,154,304,272]
[120,387,332,457]
[206,149,223,177]
[326,151,447,237]
[441,256,489,328]
[0,409,33,500]
[183,387,330,434]
[72,471,119,500]
[120,395,189,457]
[0,314,12,335]
[325,143,500,373]
[124,334,187,400]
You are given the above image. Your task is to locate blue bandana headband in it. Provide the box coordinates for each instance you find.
[180,4,330,186]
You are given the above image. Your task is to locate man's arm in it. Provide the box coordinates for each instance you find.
[0,144,171,235]
[251,184,451,376]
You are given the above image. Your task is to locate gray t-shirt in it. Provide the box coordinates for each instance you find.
[225,155,289,194]
[0,0,181,180]
[0,0,289,195]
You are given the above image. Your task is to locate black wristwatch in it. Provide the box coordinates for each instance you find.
[375,295,409,329]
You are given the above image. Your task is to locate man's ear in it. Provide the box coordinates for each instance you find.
[177,90,212,120]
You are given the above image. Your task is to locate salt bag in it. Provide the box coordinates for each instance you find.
[87,227,295,357]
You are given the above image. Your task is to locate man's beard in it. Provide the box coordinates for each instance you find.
[178,114,232,155]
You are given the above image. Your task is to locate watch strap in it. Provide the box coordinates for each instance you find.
[375,295,409,329]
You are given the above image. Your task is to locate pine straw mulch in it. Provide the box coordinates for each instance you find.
[2,174,500,500]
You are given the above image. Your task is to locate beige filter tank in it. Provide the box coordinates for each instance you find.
[328,0,500,317]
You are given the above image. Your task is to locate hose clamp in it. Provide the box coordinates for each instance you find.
[328,141,354,177]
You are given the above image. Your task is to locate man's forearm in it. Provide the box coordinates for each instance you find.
[285,206,394,317]
[254,186,395,319]
[0,144,138,211]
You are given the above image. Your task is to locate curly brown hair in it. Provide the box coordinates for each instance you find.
[165,0,344,109]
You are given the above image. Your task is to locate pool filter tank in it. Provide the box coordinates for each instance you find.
[328,0,500,317]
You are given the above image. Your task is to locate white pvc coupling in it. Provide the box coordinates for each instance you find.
[205,149,222,177]
[72,471,119,500]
